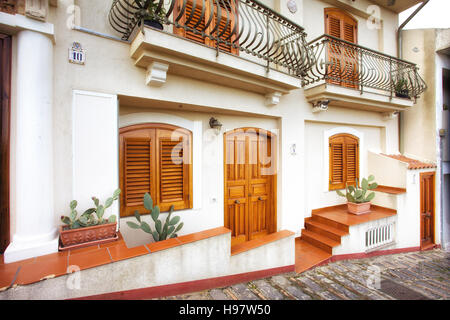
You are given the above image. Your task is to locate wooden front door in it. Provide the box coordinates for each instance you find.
[0,34,11,253]
[224,128,276,246]
[420,172,435,250]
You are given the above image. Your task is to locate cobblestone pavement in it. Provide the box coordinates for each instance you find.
[156,249,449,300]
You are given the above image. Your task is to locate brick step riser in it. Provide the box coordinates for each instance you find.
[300,232,333,254]
[310,215,349,233]
[305,222,342,243]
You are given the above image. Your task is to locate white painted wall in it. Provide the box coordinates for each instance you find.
[72,90,119,225]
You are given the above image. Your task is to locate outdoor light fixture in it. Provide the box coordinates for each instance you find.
[209,117,223,135]
[311,100,331,113]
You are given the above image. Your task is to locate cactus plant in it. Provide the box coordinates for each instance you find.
[60,188,120,229]
[336,175,378,203]
[126,193,184,242]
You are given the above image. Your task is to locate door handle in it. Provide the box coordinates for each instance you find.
[258,196,263,201]
[235,200,240,204]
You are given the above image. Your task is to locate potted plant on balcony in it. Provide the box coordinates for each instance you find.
[59,188,121,250]
[336,175,378,215]
[142,1,166,30]
[394,77,410,99]
[126,193,184,242]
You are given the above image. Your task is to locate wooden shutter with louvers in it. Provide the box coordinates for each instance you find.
[156,127,191,212]
[212,1,239,55]
[119,124,192,217]
[174,0,211,45]
[325,8,358,89]
[329,133,359,191]
[174,0,239,55]
[345,138,359,185]
[329,135,345,190]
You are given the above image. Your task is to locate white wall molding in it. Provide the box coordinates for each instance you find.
[323,126,365,192]
[0,11,54,41]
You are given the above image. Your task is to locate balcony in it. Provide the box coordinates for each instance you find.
[302,35,427,113]
[109,0,315,98]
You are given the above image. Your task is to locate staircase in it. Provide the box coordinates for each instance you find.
[301,216,349,254]
[295,204,397,273]
[295,214,349,273]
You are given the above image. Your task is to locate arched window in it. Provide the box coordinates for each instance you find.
[329,133,359,190]
[119,123,193,217]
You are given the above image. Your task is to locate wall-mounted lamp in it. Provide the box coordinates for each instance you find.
[312,100,330,113]
[209,117,223,135]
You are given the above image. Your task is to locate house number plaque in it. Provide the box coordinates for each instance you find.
[68,42,85,65]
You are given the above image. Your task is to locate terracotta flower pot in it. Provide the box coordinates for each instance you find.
[59,221,118,251]
[347,202,371,215]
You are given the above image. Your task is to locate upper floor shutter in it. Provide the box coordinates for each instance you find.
[174,0,239,55]
[212,1,239,54]
[325,8,358,89]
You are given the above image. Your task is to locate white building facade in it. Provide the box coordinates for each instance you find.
[0,0,441,299]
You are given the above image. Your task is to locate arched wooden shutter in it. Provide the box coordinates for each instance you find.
[119,124,192,217]
[329,133,359,191]
[329,135,345,190]
[156,127,192,212]
[345,137,359,185]
[325,8,358,89]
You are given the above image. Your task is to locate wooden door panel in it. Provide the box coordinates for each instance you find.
[248,131,272,240]
[224,128,275,246]
[420,172,435,249]
[225,132,248,245]
[227,201,247,246]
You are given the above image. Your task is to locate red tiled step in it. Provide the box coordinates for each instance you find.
[295,238,331,273]
[310,212,349,233]
[304,217,348,242]
[300,229,340,254]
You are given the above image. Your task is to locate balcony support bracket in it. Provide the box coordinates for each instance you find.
[265,92,282,106]
[145,61,169,87]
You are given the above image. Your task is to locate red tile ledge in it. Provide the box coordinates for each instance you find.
[231,230,295,256]
[146,227,231,253]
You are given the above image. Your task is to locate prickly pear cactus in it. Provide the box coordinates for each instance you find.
[336,175,378,203]
[126,193,184,242]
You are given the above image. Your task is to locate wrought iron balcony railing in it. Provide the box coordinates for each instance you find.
[109,0,315,77]
[302,34,427,99]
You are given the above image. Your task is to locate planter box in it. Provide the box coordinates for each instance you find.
[347,202,371,215]
[59,221,117,251]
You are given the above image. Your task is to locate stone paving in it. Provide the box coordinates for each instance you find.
[156,249,450,300]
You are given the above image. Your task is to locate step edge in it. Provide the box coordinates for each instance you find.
[301,229,340,247]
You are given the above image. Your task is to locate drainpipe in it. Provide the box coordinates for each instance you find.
[397,0,430,154]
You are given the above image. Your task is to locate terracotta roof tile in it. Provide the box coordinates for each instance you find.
[382,154,436,170]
